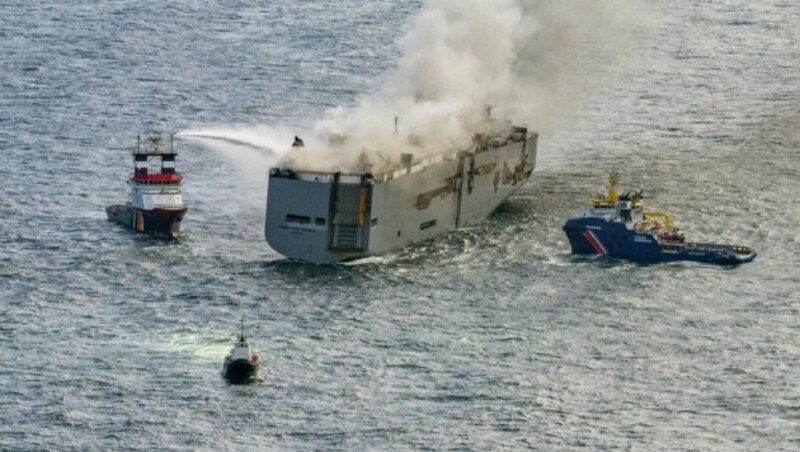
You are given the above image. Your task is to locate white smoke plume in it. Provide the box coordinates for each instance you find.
[284,0,642,172]
[187,0,644,174]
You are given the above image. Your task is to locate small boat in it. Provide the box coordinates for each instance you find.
[106,133,188,238]
[221,322,260,384]
[562,170,757,265]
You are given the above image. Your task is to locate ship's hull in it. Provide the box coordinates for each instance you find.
[106,203,187,238]
[222,359,259,384]
[563,218,757,265]
[265,131,537,263]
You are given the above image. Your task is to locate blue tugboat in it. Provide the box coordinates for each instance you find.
[563,170,756,265]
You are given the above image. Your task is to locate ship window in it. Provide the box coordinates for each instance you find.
[420,219,437,230]
[315,217,326,225]
[371,218,378,227]
[397,230,401,237]
[286,214,311,224]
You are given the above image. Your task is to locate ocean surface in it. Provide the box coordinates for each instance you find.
[2,0,799,450]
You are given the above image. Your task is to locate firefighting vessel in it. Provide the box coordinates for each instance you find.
[221,322,260,384]
[265,118,537,263]
[562,170,757,265]
[106,133,187,238]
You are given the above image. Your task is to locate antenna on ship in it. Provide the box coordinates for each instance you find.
[485,105,492,119]
[394,116,399,135]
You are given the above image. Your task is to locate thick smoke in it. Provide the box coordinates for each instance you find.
[284,0,640,172]
[187,0,642,174]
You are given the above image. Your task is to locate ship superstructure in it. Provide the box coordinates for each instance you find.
[562,170,756,265]
[265,123,537,263]
[106,133,187,238]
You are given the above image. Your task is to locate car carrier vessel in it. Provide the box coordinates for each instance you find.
[265,120,537,263]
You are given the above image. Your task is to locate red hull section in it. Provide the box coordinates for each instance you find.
[106,204,187,238]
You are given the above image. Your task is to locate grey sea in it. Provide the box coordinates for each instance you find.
[2,0,799,450]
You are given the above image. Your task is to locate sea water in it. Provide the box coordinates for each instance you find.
[1,1,799,449]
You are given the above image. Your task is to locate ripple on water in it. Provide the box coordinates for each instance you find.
[2,0,800,450]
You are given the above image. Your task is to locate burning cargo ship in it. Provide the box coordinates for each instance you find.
[106,133,187,238]
[265,120,537,263]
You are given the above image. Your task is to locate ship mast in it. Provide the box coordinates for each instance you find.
[607,168,620,204]
[593,168,621,208]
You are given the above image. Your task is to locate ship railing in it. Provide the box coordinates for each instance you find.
[271,127,532,183]
[134,132,175,155]
[373,131,527,182]
[687,242,752,255]
[278,150,463,184]
[374,151,461,183]
[686,242,734,252]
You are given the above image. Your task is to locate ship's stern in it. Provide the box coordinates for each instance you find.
[265,169,372,263]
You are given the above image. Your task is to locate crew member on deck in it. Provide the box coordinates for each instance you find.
[292,136,304,147]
